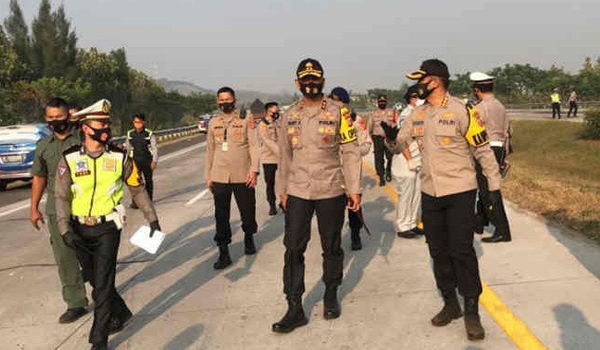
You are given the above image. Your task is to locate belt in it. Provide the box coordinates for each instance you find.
[72,211,120,226]
[490,141,504,147]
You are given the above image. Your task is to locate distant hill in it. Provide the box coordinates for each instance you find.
[158,79,295,106]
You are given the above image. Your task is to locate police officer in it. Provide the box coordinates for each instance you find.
[330,86,371,251]
[126,113,158,206]
[272,59,361,333]
[367,94,397,186]
[205,87,259,270]
[551,88,561,119]
[470,72,512,243]
[258,102,281,216]
[55,99,161,350]
[385,59,501,341]
[30,97,88,324]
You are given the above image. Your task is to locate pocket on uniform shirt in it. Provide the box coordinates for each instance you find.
[214,129,224,144]
[435,123,458,147]
[231,126,246,143]
[287,125,303,149]
[317,120,337,148]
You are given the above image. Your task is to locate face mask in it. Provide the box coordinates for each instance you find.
[47,119,69,134]
[271,112,280,120]
[378,102,387,109]
[88,125,111,144]
[414,81,435,100]
[300,82,324,100]
[219,102,235,114]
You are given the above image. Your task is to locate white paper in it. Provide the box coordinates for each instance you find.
[130,226,165,254]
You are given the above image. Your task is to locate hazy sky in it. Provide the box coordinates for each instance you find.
[8,0,600,93]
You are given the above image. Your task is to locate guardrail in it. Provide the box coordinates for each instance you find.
[112,125,201,145]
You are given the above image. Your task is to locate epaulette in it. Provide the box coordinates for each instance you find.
[62,144,82,157]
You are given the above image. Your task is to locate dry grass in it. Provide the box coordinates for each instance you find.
[503,120,600,239]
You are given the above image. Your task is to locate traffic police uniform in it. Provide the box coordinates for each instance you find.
[32,130,88,316]
[551,89,561,119]
[470,72,512,242]
[367,96,397,185]
[258,114,280,214]
[205,107,259,268]
[126,127,158,200]
[55,100,160,350]
[273,59,361,333]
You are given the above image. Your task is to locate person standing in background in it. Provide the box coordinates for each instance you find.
[551,88,561,119]
[367,94,397,186]
[567,90,578,118]
[259,102,281,216]
[126,114,158,207]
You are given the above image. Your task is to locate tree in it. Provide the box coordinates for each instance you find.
[53,5,77,77]
[31,0,59,78]
[3,0,31,76]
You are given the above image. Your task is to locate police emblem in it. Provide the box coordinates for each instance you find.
[75,160,91,177]
[103,158,116,172]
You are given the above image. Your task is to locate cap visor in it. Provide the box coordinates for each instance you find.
[406,70,426,80]
[298,71,323,79]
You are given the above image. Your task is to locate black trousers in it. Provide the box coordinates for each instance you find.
[212,182,257,246]
[567,101,578,118]
[422,190,482,299]
[372,135,393,177]
[135,158,154,200]
[283,195,346,297]
[73,221,131,345]
[263,163,278,207]
[475,146,511,235]
[552,103,561,119]
[348,208,363,230]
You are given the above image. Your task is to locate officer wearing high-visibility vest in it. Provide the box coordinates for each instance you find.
[55,99,161,350]
[551,88,561,119]
[125,113,158,206]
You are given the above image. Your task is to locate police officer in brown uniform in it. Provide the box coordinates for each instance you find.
[470,72,511,243]
[205,87,259,270]
[272,59,361,333]
[367,94,398,186]
[258,102,281,215]
[384,59,501,341]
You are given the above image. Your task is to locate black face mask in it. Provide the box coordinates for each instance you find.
[219,102,235,114]
[47,119,70,134]
[88,125,111,144]
[300,82,324,100]
[271,112,280,120]
[414,82,435,100]
[378,102,387,109]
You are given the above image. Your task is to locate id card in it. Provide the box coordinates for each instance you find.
[222,142,229,151]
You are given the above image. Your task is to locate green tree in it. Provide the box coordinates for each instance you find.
[3,0,31,79]
[53,4,77,77]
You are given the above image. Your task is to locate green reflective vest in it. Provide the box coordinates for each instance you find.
[65,148,124,217]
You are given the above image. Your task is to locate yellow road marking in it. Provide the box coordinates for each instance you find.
[362,161,547,350]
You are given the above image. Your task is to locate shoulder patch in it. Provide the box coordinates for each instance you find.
[465,103,489,147]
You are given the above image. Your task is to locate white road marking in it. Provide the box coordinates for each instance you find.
[186,189,210,206]
[0,195,45,219]
[160,142,206,162]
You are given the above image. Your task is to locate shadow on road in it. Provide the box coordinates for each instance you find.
[554,303,600,350]
[161,324,204,350]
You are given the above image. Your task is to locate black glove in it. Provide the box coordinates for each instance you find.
[380,121,399,141]
[62,230,92,254]
[488,190,502,210]
[149,220,162,238]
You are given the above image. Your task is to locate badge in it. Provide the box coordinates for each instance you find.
[75,160,91,177]
[326,126,335,135]
[443,112,454,119]
[318,126,324,133]
[102,158,116,172]
[291,137,299,146]
[57,163,67,179]
[222,142,229,151]
[443,137,452,145]
[288,127,296,135]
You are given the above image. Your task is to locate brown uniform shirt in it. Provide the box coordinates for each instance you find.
[278,97,362,200]
[475,95,508,143]
[55,145,157,235]
[355,116,372,156]
[396,94,501,197]
[367,108,398,137]
[205,111,259,183]
[258,117,279,165]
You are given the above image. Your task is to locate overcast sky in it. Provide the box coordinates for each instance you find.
[8,0,600,93]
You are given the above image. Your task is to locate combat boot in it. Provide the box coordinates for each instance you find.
[269,204,277,216]
[481,230,511,243]
[464,297,485,341]
[431,290,463,327]
[379,176,385,187]
[244,233,256,255]
[213,245,232,270]
[272,296,308,333]
[351,228,362,251]
[323,286,341,319]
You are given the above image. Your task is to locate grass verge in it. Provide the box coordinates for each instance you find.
[503,120,600,239]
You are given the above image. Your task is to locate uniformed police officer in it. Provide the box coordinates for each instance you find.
[55,99,161,350]
[367,94,397,186]
[126,113,158,206]
[384,59,502,341]
[551,88,561,119]
[272,59,361,333]
[30,97,88,324]
[258,102,281,216]
[330,86,371,251]
[205,87,259,270]
[470,72,512,243]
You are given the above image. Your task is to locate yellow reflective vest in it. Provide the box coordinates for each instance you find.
[551,93,560,103]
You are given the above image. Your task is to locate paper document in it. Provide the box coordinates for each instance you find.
[130,225,165,254]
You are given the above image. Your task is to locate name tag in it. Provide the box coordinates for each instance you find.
[222,142,229,151]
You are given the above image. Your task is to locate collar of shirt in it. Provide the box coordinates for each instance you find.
[49,132,74,143]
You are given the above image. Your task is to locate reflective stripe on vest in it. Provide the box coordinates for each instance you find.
[127,128,153,158]
[66,150,124,217]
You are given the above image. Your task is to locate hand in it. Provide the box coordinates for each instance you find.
[347,194,361,212]
[488,190,502,210]
[149,220,162,238]
[62,230,82,250]
[380,122,399,141]
[407,158,420,172]
[30,208,45,230]
[151,161,157,171]
[206,179,213,193]
[280,193,288,211]
[246,172,257,188]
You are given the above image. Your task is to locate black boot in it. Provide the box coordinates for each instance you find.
[397,229,417,239]
[59,307,87,323]
[464,297,485,341]
[431,290,463,327]
[272,297,308,333]
[91,341,107,350]
[482,230,511,243]
[385,171,392,182]
[379,176,385,187]
[351,228,362,251]
[323,286,341,319]
[213,245,232,270]
[109,308,133,335]
[269,204,277,216]
[244,234,256,255]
